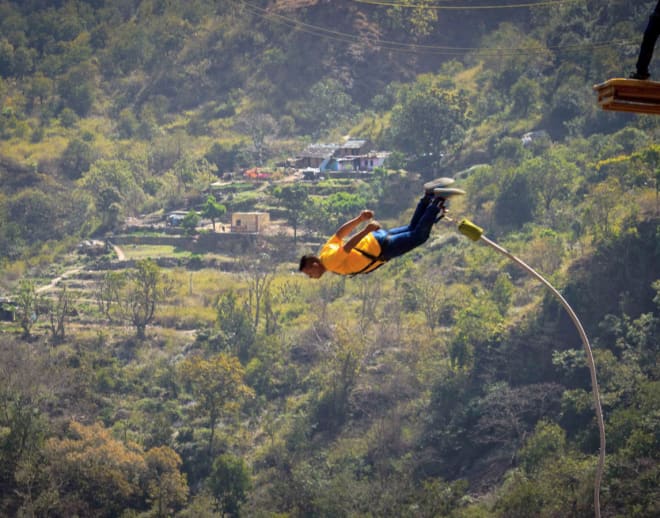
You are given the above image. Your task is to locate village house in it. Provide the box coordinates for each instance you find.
[166,211,189,226]
[231,212,270,233]
[293,137,388,175]
[325,151,390,172]
[334,139,370,157]
[359,151,390,170]
[293,144,338,170]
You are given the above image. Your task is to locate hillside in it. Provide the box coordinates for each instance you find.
[1,1,659,517]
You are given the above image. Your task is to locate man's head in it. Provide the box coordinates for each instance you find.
[299,254,326,279]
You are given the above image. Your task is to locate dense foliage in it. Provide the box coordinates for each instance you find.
[1,0,659,517]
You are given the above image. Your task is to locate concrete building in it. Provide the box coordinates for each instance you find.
[231,212,270,233]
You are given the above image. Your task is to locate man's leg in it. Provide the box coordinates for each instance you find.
[633,1,660,79]
[379,202,440,260]
[389,179,454,236]
[387,194,431,236]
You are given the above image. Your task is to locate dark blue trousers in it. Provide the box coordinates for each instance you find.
[636,1,660,75]
[373,196,440,261]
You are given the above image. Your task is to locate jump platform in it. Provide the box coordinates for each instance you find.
[593,78,660,115]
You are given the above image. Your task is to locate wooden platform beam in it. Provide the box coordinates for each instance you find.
[593,78,660,115]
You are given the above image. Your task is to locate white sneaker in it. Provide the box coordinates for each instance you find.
[432,187,465,200]
[424,177,455,194]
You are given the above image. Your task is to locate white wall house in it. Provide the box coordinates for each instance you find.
[231,212,270,233]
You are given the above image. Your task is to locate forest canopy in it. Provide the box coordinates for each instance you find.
[0,1,659,517]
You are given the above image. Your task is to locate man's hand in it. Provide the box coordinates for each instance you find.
[366,221,381,232]
[360,210,374,221]
[335,210,374,240]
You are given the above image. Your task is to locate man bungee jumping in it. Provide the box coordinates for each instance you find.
[299,178,465,278]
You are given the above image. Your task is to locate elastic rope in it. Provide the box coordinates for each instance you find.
[458,218,606,518]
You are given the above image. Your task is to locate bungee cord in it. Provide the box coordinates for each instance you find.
[458,219,606,518]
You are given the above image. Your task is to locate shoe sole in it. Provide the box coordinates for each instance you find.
[432,187,465,199]
[424,177,455,193]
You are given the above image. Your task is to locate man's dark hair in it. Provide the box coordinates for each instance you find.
[299,254,318,271]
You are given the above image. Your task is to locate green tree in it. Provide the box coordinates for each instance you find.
[494,455,595,517]
[14,280,42,339]
[519,420,566,474]
[523,149,579,225]
[80,159,143,230]
[27,73,53,107]
[418,478,469,518]
[178,353,254,457]
[94,260,168,339]
[95,270,126,324]
[312,191,367,236]
[300,78,355,137]
[202,195,226,231]
[241,255,274,334]
[125,259,167,339]
[0,339,51,512]
[181,210,200,235]
[45,286,72,343]
[245,335,293,398]
[208,453,251,517]
[105,22,152,76]
[0,38,13,76]
[145,446,189,517]
[481,23,552,91]
[60,138,95,179]
[204,290,255,361]
[450,295,503,369]
[279,114,295,136]
[492,470,543,518]
[234,111,277,166]
[172,154,215,195]
[44,421,147,517]
[315,326,366,433]
[492,272,514,315]
[510,76,541,117]
[389,77,468,174]
[412,270,445,331]
[59,107,78,128]
[581,181,627,242]
[117,107,139,138]
[58,63,95,116]
[13,46,34,77]
[493,170,535,229]
[204,142,244,174]
[272,183,309,245]
[636,146,660,212]
[384,0,438,38]
[7,188,59,244]
[176,490,223,517]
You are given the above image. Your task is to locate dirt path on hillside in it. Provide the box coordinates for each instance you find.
[113,244,125,260]
[36,267,83,294]
[36,244,125,295]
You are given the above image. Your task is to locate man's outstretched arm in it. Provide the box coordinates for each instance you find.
[343,221,381,253]
[334,210,374,239]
